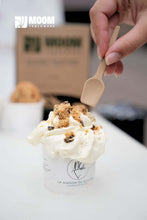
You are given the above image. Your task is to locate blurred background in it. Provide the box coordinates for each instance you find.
[0,0,146,145]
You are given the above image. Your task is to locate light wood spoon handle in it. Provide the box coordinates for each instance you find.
[96,26,120,79]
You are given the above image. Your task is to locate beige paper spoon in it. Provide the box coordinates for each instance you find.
[81,25,120,107]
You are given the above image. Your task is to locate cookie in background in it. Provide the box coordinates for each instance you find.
[11,81,41,103]
[1,81,44,138]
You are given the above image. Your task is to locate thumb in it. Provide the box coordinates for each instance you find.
[105,15,147,65]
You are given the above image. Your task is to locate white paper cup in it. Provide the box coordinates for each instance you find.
[1,99,44,137]
[42,146,95,194]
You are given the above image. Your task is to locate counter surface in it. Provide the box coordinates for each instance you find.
[0,114,147,220]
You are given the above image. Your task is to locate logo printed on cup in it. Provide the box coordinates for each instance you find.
[67,160,89,180]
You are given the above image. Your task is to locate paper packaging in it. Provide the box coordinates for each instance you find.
[17,25,90,99]
[1,100,44,138]
[42,146,95,194]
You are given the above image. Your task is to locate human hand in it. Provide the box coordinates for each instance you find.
[90,0,147,75]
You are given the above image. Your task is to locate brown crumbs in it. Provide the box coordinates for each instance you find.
[53,101,88,128]
[64,131,75,143]
[65,131,75,138]
[91,125,99,131]
[80,120,84,127]
[85,130,88,135]
[72,104,88,115]
[70,105,87,126]
[54,102,71,120]
[71,109,81,123]
[48,126,54,130]
[57,118,69,128]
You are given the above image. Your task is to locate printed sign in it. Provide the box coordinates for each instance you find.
[17,25,90,98]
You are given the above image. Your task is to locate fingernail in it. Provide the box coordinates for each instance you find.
[105,52,121,65]
[97,47,102,60]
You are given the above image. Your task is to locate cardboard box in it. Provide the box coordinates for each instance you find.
[17,24,90,99]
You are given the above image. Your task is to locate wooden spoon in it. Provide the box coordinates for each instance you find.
[81,26,120,107]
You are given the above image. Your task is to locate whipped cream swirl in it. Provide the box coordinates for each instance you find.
[28,109,106,164]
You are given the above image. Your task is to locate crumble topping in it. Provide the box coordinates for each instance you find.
[64,131,75,143]
[48,126,54,131]
[54,101,71,120]
[57,118,69,128]
[53,101,88,128]
[91,125,100,131]
[46,101,99,133]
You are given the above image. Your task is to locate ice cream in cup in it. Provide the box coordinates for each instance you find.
[28,101,106,194]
